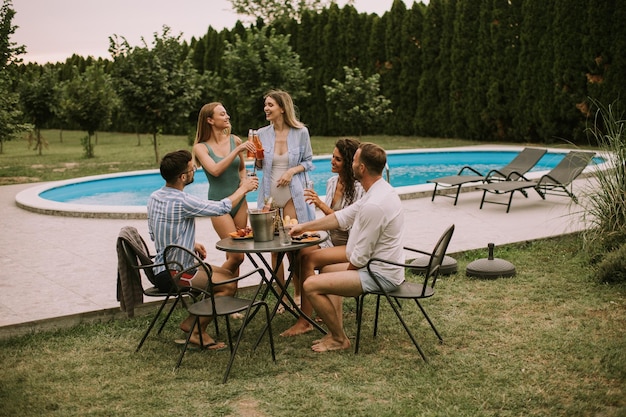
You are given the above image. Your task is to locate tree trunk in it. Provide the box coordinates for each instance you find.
[153,132,159,164]
[36,128,42,156]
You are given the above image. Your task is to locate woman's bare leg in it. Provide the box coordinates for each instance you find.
[280,246,347,336]
[210,201,248,275]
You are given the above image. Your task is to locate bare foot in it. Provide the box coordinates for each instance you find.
[188,332,226,350]
[293,295,301,308]
[179,317,195,333]
[312,334,333,345]
[280,322,314,337]
[311,337,351,352]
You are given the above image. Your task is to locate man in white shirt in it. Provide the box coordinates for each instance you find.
[289,143,405,352]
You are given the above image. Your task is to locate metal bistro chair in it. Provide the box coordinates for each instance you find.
[117,227,198,352]
[164,245,275,383]
[355,225,455,361]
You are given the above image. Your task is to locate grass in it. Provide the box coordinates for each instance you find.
[0,129,486,185]
[1,130,622,415]
[0,234,625,416]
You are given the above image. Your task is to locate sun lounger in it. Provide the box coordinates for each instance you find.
[428,147,548,205]
[476,151,596,212]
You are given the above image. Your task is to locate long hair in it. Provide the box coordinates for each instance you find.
[192,102,229,166]
[264,90,304,129]
[335,138,361,205]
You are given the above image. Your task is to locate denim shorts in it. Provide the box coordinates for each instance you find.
[359,270,401,293]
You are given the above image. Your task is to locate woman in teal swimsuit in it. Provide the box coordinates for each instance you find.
[193,102,257,275]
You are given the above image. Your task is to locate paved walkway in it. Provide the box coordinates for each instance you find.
[0,176,595,339]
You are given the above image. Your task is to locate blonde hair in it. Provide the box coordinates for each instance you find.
[264,90,304,129]
[192,102,230,166]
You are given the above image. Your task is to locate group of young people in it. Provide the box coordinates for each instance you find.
[147,90,405,353]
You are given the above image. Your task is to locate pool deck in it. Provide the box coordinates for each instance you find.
[0,171,596,339]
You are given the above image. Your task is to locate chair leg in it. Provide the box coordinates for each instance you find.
[430,183,438,201]
[383,294,428,362]
[225,316,233,352]
[453,185,461,206]
[373,295,381,337]
[136,296,170,352]
[223,303,275,384]
[414,300,443,342]
[156,296,180,334]
[175,316,198,369]
[354,295,365,354]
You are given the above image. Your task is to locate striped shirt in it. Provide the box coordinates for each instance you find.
[147,186,232,274]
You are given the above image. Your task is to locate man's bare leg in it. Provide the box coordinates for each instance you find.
[305,268,362,352]
[179,265,235,349]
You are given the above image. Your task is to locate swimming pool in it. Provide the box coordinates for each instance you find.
[16,147,602,218]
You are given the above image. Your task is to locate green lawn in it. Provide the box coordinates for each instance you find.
[0,129,492,185]
[1,130,622,416]
[0,235,624,416]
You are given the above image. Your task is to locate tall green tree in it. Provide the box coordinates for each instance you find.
[393,3,425,135]
[552,0,589,141]
[19,68,58,155]
[415,0,446,136]
[323,66,392,137]
[221,26,310,133]
[514,1,555,141]
[59,65,118,158]
[480,0,523,141]
[109,27,201,163]
[228,0,340,24]
[0,0,28,153]
[0,0,23,67]
[381,0,407,134]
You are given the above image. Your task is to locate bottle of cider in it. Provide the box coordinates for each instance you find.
[246,129,255,159]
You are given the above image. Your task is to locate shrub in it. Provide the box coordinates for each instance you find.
[595,242,626,284]
[581,99,626,258]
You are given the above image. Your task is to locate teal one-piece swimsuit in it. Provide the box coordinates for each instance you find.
[202,136,244,217]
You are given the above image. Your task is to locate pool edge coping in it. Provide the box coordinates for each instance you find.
[15,145,605,219]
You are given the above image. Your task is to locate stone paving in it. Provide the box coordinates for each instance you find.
[0,173,595,339]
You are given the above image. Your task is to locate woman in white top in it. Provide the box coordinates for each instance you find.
[256,90,315,299]
[280,138,364,337]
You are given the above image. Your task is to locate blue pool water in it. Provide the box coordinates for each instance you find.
[39,150,591,206]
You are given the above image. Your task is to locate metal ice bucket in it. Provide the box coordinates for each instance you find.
[248,209,276,242]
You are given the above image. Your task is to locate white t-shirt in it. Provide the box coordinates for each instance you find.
[335,178,405,285]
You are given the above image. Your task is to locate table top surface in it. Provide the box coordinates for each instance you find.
[216,231,328,253]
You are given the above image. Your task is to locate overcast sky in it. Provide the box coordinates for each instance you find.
[11,0,412,64]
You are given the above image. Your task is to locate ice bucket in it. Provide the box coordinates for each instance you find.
[249,209,276,242]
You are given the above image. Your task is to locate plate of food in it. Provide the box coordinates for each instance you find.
[291,231,322,243]
[229,227,253,240]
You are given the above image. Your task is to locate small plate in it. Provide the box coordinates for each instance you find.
[229,231,253,240]
[292,232,322,243]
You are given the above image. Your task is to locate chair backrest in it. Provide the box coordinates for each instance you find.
[118,226,157,284]
[423,224,455,291]
[539,151,595,186]
[163,244,213,291]
[495,147,547,179]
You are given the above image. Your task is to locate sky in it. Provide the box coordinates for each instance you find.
[11,0,410,65]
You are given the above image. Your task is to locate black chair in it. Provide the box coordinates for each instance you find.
[355,225,455,361]
[117,226,197,352]
[164,245,275,383]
